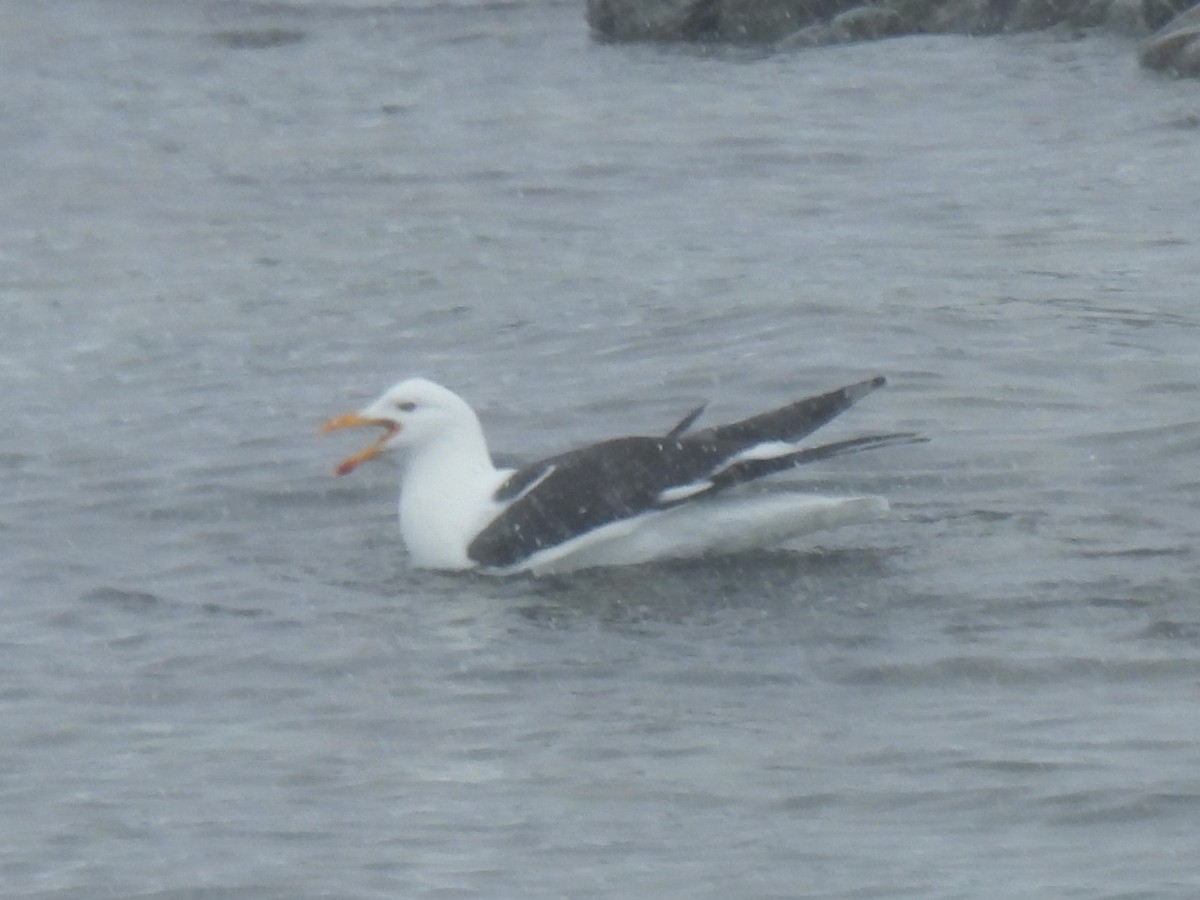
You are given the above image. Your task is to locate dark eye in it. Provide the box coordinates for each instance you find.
[396,401,416,413]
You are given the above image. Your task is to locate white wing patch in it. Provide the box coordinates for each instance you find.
[728,440,804,462]
[509,463,557,503]
[657,480,713,505]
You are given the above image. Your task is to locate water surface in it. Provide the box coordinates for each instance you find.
[3,1,1199,897]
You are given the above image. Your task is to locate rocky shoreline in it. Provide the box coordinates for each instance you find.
[587,0,1200,75]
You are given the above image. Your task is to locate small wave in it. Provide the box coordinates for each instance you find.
[78,586,165,612]
[835,654,1200,686]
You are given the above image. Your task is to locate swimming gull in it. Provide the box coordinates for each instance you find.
[322,376,921,575]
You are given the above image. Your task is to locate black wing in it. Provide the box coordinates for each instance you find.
[704,431,927,491]
[664,403,708,438]
[686,376,886,446]
[468,436,728,569]
[467,376,910,569]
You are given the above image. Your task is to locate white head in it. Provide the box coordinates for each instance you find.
[322,377,485,476]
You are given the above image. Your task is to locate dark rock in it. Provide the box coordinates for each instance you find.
[1143,0,1194,28]
[1139,2,1200,73]
[587,0,721,41]
[587,0,1191,45]
[1009,0,1080,28]
[880,0,947,30]
[830,5,907,38]
[720,0,864,41]
[1104,0,1149,32]
[776,21,839,46]
[923,0,1010,33]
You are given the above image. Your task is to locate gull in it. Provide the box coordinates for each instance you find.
[322,376,921,575]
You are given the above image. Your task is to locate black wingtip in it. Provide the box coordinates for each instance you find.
[665,403,708,439]
[845,375,887,404]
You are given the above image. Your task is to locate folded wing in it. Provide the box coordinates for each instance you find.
[467,377,914,569]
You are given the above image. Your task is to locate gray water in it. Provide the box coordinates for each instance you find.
[4,0,1200,897]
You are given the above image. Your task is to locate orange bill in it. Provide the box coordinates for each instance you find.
[320,413,400,476]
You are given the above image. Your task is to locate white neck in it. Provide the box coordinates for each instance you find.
[396,422,505,570]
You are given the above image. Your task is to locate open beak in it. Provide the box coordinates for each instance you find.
[320,413,400,476]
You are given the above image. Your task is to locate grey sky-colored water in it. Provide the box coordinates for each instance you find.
[3,1,1199,897]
